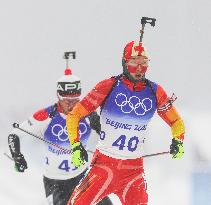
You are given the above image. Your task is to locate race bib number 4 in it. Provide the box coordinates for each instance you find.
[45,157,77,172]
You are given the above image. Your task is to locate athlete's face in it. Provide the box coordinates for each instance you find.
[126,56,149,81]
[58,97,80,115]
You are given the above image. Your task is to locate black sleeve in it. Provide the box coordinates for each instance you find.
[8,134,21,158]
[88,111,101,135]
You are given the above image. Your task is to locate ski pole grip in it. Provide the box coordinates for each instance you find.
[141,17,156,27]
[140,16,156,42]
[13,123,19,128]
[63,51,76,59]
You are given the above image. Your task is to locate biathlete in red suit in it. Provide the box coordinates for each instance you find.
[66,41,185,205]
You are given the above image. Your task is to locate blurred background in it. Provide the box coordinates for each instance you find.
[0,0,211,204]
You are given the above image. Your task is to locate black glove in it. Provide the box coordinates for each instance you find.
[8,134,28,172]
[88,112,101,135]
[13,153,28,172]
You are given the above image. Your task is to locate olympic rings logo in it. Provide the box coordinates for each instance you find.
[115,93,152,116]
[51,122,87,141]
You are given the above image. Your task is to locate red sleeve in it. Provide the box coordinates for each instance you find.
[80,77,116,113]
[33,109,49,121]
[156,85,170,109]
[156,85,185,140]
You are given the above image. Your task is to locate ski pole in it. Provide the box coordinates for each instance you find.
[12,123,93,154]
[12,123,170,159]
[63,51,76,69]
[13,123,72,153]
[140,16,156,42]
[4,152,14,161]
[141,151,170,158]
[4,150,170,163]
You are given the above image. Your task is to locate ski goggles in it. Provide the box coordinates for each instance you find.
[126,58,149,73]
[127,65,148,74]
[126,57,150,67]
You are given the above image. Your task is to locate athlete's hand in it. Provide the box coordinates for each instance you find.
[71,142,88,168]
[170,138,184,159]
[13,153,28,172]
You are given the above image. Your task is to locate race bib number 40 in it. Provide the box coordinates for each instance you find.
[100,131,144,153]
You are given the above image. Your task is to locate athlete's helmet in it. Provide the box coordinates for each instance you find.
[57,68,81,99]
[123,41,149,62]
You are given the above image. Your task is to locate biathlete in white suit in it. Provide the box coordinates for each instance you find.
[8,57,113,205]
